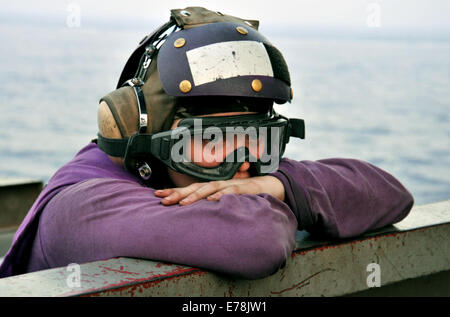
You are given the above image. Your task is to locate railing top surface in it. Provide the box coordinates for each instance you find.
[0,199,448,297]
[294,199,450,251]
[0,178,43,188]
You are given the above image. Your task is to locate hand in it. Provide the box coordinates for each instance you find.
[154,176,285,206]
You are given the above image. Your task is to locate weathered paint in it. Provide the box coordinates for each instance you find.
[0,178,43,258]
[0,178,43,229]
[0,199,449,297]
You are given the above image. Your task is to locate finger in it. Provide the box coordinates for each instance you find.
[161,183,204,205]
[154,189,174,197]
[179,181,228,205]
[207,179,263,201]
[179,179,249,205]
[206,185,242,201]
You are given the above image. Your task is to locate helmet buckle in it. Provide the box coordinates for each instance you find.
[138,162,152,180]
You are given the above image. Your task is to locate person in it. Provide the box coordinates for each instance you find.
[0,7,414,279]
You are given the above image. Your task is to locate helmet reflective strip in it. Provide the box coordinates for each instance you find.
[186,41,274,86]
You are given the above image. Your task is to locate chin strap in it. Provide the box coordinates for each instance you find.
[116,19,177,88]
[123,77,148,134]
[120,18,178,134]
[116,21,178,181]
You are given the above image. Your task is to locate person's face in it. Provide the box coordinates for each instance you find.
[167,112,264,188]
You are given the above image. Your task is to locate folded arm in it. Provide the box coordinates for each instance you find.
[271,158,414,238]
[38,178,297,279]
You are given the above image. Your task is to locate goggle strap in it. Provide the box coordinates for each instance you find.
[288,118,305,139]
[97,133,129,158]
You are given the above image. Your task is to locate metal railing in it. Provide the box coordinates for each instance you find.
[0,193,448,296]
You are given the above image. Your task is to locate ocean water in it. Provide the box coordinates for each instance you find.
[0,20,449,206]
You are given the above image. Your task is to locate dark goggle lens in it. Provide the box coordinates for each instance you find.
[168,123,287,180]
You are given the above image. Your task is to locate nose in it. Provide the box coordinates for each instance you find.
[239,161,250,172]
[232,161,251,179]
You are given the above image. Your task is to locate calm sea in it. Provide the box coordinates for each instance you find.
[0,18,449,206]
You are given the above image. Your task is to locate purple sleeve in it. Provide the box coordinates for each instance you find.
[270,158,414,238]
[38,178,297,279]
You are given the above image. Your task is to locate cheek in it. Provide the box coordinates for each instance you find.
[247,135,266,159]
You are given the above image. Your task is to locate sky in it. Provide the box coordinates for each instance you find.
[1,0,450,32]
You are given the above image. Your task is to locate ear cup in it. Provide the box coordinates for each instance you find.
[100,54,179,137]
[100,86,138,138]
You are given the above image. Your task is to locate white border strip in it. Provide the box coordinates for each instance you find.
[186,41,273,86]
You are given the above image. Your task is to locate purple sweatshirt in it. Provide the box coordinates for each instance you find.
[0,142,413,279]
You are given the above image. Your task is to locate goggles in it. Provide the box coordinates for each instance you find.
[97,111,305,182]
